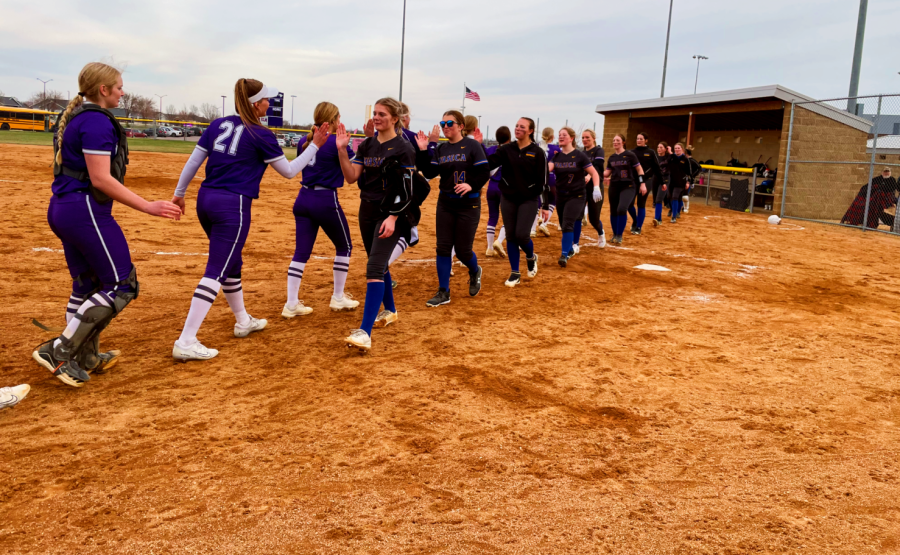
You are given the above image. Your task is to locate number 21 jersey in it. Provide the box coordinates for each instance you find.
[197,115,285,199]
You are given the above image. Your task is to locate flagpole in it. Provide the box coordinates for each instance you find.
[462,82,466,115]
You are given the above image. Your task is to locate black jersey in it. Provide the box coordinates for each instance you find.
[485,140,549,203]
[657,151,670,177]
[632,145,661,179]
[585,145,605,175]
[606,150,642,185]
[550,149,593,197]
[666,154,692,187]
[418,137,490,195]
[352,134,416,209]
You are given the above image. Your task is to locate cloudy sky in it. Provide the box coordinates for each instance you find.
[1,0,898,136]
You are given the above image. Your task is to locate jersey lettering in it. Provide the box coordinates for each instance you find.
[213,120,246,156]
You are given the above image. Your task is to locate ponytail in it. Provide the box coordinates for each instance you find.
[55,95,84,166]
[234,78,264,130]
[55,62,121,166]
[304,101,339,152]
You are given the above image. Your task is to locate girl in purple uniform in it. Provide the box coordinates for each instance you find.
[32,62,181,388]
[171,78,328,361]
[484,126,511,258]
[284,101,359,317]
[536,127,561,237]
[335,98,416,351]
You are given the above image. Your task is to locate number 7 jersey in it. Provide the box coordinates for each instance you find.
[196,116,285,199]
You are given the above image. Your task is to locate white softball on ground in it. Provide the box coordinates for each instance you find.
[768,215,782,225]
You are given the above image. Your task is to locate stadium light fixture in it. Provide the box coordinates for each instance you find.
[692,55,708,94]
[291,95,297,127]
[399,0,407,101]
[155,94,167,120]
[221,95,226,117]
[660,0,673,98]
[36,78,53,102]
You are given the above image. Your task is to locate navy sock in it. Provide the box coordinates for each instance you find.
[673,201,681,218]
[561,232,573,256]
[618,215,628,235]
[573,219,582,244]
[507,239,520,272]
[655,203,663,221]
[521,239,535,259]
[436,256,452,290]
[627,205,637,224]
[382,270,396,312]
[360,281,385,335]
[463,252,478,275]
[637,208,646,229]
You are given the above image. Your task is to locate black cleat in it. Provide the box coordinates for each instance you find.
[671,217,677,223]
[89,350,121,375]
[558,254,568,268]
[504,271,521,287]
[468,266,483,297]
[426,288,451,308]
[32,340,90,388]
[633,227,642,235]
[391,279,399,289]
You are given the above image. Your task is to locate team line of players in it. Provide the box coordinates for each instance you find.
[32,65,702,388]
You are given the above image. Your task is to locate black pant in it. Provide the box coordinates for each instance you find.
[653,174,668,205]
[609,182,637,216]
[359,200,409,280]
[557,192,586,233]
[436,195,481,264]
[635,175,653,209]
[585,183,604,235]
[500,195,541,248]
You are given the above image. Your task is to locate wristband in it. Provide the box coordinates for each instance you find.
[638,175,644,183]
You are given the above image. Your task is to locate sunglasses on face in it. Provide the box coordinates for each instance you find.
[439,120,457,128]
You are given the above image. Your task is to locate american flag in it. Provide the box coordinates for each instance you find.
[465,87,481,101]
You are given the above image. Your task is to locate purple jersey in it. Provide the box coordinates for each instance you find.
[546,143,561,187]
[51,109,118,196]
[296,133,354,189]
[485,145,503,184]
[196,116,284,199]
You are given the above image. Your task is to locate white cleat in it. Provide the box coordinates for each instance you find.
[374,310,398,328]
[538,223,551,237]
[492,240,507,257]
[234,316,267,338]
[526,253,539,278]
[330,293,360,311]
[598,232,607,249]
[282,301,313,318]
[571,244,580,255]
[345,329,371,351]
[485,245,495,257]
[173,340,219,361]
[682,196,690,212]
[0,384,30,408]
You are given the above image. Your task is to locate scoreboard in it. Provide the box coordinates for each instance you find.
[263,92,284,128]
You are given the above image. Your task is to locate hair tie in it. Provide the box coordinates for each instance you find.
[77,92,85,97]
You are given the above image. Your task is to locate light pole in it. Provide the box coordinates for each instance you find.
[692,55,708,94]
[661,0,673,97]
[847,0,868,115]
[155,94,167,119]
[291,95,297,127]
[36,78,53,104]
[221,95,226,117]
[478,115,481,129]
[399,0,407,101]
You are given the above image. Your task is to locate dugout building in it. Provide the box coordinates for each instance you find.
[595,85,873,218]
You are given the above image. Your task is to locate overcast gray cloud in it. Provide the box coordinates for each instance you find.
[1,0,898,136]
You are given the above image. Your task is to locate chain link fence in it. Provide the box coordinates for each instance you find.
[780,94,900,235]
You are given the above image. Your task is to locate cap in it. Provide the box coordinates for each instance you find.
[248,84,279,104]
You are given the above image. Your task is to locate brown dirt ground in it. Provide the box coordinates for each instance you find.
[1,144,899,554]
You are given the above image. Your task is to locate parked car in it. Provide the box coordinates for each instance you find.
[157,126,182,137]
[276,137,286,147]
[291,135,305,147]
[185,126,203,137]
[124,128,147,138]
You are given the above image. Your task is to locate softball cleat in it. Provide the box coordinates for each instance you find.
[235,316,267,338]
[373,310,398,328]
[493,240,507,257]
[504,272,521,287]
[173,341,219,361]
[330,293,360,311]
[345,329,371,351]
[0,384,30,408]
[282,301,313,318]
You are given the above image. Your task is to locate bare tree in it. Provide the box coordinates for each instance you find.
[165,104,176,119]
[200,103,219,122]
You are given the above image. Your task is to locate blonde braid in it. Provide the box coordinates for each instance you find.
[54,95,84,166]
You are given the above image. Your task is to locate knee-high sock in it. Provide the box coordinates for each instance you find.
[683,195,690,209]
[177,277,221,346]
[673,200,681,219]
[637,208,646,229]
[521,239,535,259]
[60,291,109,341]
[497,226,506,243]
[436,256,452,290]
[531,213,540,233]
[562,232,574,256]
[627,204,637,223]
[223,276,249,326]
[332,256,349,298]
[287,261,305,307]
[573,220,583,245]
[65,293,86,325]
[463,252,478,274]
[655,203,663,221]
[548,205,556,223]
[360,281,385,336]
[486,225,495,249]
[382,270,396,313]
[506,239,520,272]
[388,237,408,266]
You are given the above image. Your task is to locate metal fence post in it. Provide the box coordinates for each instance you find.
[750,167,757,213]
[779,102,796,218]
[705,169,711,205]
[861,95,882,231]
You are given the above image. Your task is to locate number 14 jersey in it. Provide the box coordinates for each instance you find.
[197,115,285,199]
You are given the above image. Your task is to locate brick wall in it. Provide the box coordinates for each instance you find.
[776,106,870,221]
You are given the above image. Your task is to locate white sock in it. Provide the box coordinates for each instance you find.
[287,261,305,307]
[486,225,495,248]
[451,246,456,260]
[223,276,250,326]
[333,256,349,298]
[548,205,556,222]
[66,293,85,324]
[388,237,408,266]
[584,205,589,218]
[410,226,419,244]
[683,195,689,208]
[497,226,506,243]
[531,213,540,233]
[177,277,220,346]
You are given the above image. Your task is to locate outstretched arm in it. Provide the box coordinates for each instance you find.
[269,124,330,179]
[335,124,363,184]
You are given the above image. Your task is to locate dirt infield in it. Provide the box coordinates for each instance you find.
[1,143,898,554]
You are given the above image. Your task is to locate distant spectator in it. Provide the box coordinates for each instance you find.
[841,167,898,228]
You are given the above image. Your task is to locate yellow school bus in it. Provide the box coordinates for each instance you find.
[0,107,55,131]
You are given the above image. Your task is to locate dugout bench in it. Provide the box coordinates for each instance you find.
[694,165,774,213]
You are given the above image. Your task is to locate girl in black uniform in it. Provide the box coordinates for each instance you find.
[416,110,489,307]
[664,143,692,223]
[335,98,415,351]
[603,134,645,245]
[653,142,670,225]
[575,129,606,250]
[473,118,547,287]
[630,132,661,235]
[548,127,601,267]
